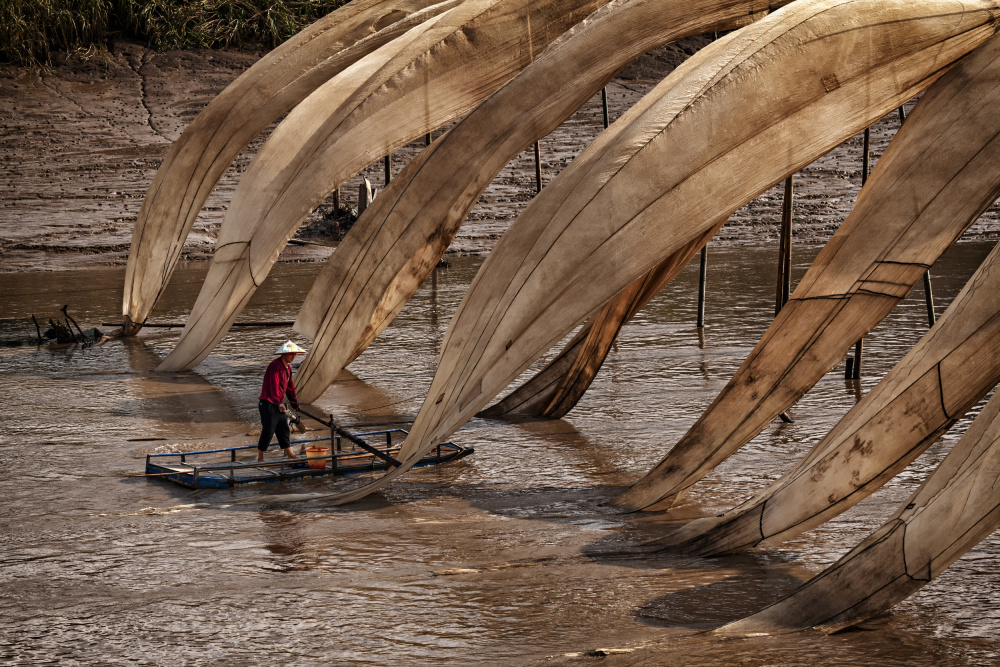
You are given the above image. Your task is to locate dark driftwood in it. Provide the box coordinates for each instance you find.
[61,305,86,341]
[45,319,76,344]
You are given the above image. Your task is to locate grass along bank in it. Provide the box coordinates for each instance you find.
[0,0,350,65]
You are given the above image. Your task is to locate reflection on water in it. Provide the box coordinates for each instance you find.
[2,243,999,665]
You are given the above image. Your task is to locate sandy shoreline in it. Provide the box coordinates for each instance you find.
[3,38,1000,276]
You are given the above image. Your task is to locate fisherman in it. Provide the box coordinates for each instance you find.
[258,340,306,463]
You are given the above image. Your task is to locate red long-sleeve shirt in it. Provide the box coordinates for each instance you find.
[259,357,299,407]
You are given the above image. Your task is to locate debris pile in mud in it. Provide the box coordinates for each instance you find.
[30,305,107,346]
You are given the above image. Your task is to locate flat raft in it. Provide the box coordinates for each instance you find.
[145,428,473,489]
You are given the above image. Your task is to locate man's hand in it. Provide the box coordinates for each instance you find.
[277,404,287,414]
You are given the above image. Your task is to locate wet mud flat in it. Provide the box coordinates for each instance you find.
[4,245,1000,665]
[4,39,1000,275]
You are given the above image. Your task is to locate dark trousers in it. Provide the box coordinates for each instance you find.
[258,400,290,452]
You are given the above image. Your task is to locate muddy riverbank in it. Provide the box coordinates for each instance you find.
[4,38,1000,275]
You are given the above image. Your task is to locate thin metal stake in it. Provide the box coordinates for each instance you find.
[697,245,707,328]
[534,141,542,193]
[774,175,793,317]
[923,270,936,327]
[898,108,936,330]
[601,87,609,129]
[425,132,432,146]
[773,176,797,425]
[384,154,391,185]
[849,127,872,379]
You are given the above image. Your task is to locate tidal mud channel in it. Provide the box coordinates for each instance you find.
[3,244,1000,665]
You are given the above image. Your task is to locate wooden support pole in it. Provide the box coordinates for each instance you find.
[601,87,610,129]
[384,154,391,185]
[898,106,937,331]
[852,338,864,380]
[103,321,293,328]
[780,175,793,307]
[31,314,42,344]
[862,127,871,185]
[923,270,937,327]
[772,181,794,424]
[848,127,872,380]
[771,176,796,425]
[331,413,340,452]
[534,141,542,193]
[697,245,707,328]
[774,175,793,317]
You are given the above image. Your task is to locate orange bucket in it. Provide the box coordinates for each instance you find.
[304,446,329,469]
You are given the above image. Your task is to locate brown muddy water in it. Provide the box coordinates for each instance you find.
[3,242,1000,665]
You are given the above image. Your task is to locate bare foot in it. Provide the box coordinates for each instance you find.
[283,448,299,459]
[257,454,265,463]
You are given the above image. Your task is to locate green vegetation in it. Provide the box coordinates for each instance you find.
[0,0,350,65]
[1,0,110,64]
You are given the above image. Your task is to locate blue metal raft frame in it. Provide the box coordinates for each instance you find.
[144,428,473,489]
